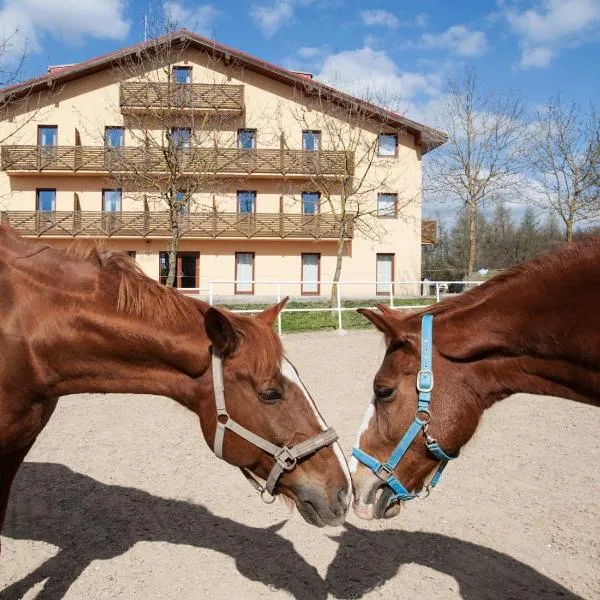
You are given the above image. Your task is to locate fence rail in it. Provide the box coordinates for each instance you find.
[0,211,354,240]
[1,145,354,177]
[188,280,482,335]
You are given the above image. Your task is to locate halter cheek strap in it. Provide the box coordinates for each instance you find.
[352,314,458,505]
[211,349,338,500]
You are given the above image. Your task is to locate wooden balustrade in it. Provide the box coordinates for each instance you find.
[0,211,354,240]
[1,145,354,177]
[119,82,244,113]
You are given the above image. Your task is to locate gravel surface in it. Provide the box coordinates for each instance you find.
[1,330,599,600]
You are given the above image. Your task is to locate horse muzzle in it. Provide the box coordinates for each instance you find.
[294,484,349,527]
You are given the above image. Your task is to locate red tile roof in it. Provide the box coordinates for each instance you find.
[0,29,446,152]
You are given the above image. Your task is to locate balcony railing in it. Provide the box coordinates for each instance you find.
[421,220,437,245]
[119,82,244,113]
[1,146,354,177]
[0,211,354,240]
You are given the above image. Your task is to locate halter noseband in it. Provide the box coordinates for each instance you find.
[211,349,338,503]
[352,314,458,507]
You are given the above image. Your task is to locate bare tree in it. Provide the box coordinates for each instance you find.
[283,85,415,302]
[524,97,600,241]
[104,25,242,287]
[0,27,53,146]
[425,70,524,277]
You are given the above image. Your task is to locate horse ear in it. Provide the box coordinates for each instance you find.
[357,308,398,338]
[257,296,289,326]
[204,308,239,356]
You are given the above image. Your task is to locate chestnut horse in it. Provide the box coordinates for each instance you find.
[352,237,600,520]
[0,225,351,543]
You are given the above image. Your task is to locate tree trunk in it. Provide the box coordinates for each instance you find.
[467,200,478,278]
[165,209,180,288]
[565,215,574,242]
[329,220,346,311]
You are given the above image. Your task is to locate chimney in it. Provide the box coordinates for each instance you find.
[291,71,313,80]
[47,64,75,74]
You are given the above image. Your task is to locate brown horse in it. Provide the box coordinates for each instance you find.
[352,238,600,519]
[0,225,351,540]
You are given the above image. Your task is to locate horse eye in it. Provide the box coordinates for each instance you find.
[375,387,396,402]
[259,388,282,403]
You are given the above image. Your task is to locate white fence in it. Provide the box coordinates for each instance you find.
[181,280,482,335]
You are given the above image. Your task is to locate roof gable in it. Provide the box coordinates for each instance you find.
[0,29,446,153]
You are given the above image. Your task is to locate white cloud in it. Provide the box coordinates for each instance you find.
[250,0,294,37]
[360,9,399,28]
[163,2,220,36]
[419,25,488,57]
[0,0,130,51]
[519,45,554,68]
[316,46,443,106]
[501,0,600,69]
[360,9,429,30]
[415,12,429,28]
[297,46,323,59]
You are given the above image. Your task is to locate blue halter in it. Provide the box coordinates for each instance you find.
[352,313,458,505]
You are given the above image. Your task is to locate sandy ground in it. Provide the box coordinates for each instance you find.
[1,330,599,600]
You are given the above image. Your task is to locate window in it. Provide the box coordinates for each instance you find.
[377,193,397,218]
[175,190,189,215]
[301,253,320,295]
[378,134,397,157]
[238,129,256,150]
[170,127,191,148]
[105,127,124,148]
[302,192,320,214]
[173,66,192,84]
[302,130,321,151]
[237,191,256,213]
[38,126,57,146]
[159,252,199,289]
[36,189,56,212]
[235,252,255,294]
[376,254,394,295]
[102,189,122,212]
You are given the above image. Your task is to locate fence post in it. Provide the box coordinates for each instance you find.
[435,282,440,303]
[276,282,283,336]
[336,282,343,333]
[389,282,394,309]
[209,281,213,306]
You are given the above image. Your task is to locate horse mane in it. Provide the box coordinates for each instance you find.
[425,237,600,317]
[64,238,282,380]
[62,239,203,329]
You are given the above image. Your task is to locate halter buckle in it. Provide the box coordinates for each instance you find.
[274,446,297,471]
[375,463,394,482]
[416,369,434,393]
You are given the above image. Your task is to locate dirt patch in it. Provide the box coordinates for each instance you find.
[1,330,598,599]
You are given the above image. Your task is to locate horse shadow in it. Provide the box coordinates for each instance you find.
[1,462,327,600]
[325,523,583,600]
[2,463,583,600]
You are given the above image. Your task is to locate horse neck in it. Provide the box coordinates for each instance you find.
[40,292,211,411]
[434,271,600,409]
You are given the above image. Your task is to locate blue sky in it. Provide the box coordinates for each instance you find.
[2,0,599,125]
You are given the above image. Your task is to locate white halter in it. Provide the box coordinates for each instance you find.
[211,349,338,502]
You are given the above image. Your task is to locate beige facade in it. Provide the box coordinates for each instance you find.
[0,31,444,299]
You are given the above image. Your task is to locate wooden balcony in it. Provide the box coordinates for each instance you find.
[1,146,354,178]
[421,220,437,245]
[119,82,244,114]
[0,211,354,240]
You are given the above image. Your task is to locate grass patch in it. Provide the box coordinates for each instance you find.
[217,298,433,333]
